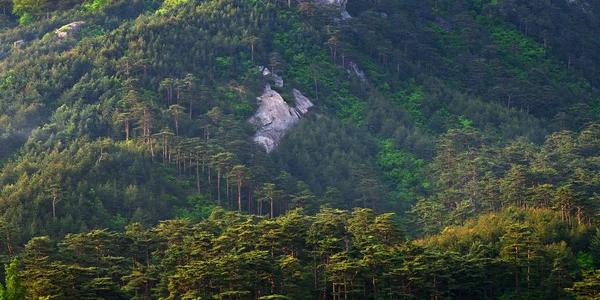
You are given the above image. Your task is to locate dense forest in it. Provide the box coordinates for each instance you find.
[0,0,598,298]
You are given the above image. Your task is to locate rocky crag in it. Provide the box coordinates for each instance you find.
[249,68,314,152]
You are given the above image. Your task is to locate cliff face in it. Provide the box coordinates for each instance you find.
[249,85,314,152]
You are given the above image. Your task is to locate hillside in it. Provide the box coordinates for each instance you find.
[0,0,598,298]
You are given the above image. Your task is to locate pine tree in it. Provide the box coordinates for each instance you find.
[229,165,250,213]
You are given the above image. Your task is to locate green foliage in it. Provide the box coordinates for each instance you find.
[578,252,595,271]
[0,0,597,297]
[376,138,427,213]
[566,270,600,299]
[457,115,473,128]
[491,26,547,67]
[79,24,103,41]
[161,0,188,9]
[12,0,46,17]
[391,78,425,125]
[0,258,26,300]
[216,56,233,68]
[83,0,108,11]
[414,124,600,236]
[17,12,34,25]
[175,194,215,221]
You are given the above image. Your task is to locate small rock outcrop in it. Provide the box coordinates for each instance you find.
[340,11,352,20]
[315,0,347,7]
[272,73,284,88]
[55,21,85,39]
[348,62,366,81]
[257,66,284,87]
[334,10,352,24]
[13,40,24,48]
[249,86,314,152]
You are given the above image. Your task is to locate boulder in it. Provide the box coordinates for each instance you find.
[55,21,85,39]
[13,40,24,48]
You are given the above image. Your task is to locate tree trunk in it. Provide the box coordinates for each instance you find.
[248,185,252,214]
[175,113,179,136]
[217,169,221,205]
[238,183,242,213]
[149,136,154,161]
[196,163,201,193]
[52,196,60,218]
[314,75,319,100]
[226,179,230,209]
[208,166,211,185]
[125,121,130,141]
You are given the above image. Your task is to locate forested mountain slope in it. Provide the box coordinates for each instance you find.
[0,0,598,298]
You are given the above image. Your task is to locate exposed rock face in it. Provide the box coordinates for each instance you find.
[55,21,85,39]
[315,0,347,7]
[340,11,352,20]
[257,66,284,87]
[348,61,366,80]
[249,86,314,152]
[259,66,271,76]
[335,10,352,24]
[13,40,24,48]
[272,73,284,87]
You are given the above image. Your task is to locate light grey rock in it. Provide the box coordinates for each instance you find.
[55,21,85,39]
[256,66,283,86]
[315,0,347,8]
[335,10,352,24]
[257,66,272,76]
[13,40,24,48]
[340,10,352,20]
[272,73,284,87]
[348,61,366,81]
[249,86,314,152]
[292,89,313,115]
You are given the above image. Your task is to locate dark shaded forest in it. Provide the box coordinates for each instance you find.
[0,0,598,298]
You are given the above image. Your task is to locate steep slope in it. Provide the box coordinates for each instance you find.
[0,0,598,299]
[0,0,597,247]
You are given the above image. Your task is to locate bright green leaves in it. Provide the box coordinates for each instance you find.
[79,24,104,41]
[391,78,425,125]
[376,138,427,213]
[12,0,47,22]
[83,0,107,11]
[216,56,233,68]
[490,26,547,78]
[0,258,26,300]
[161,0,189,9]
